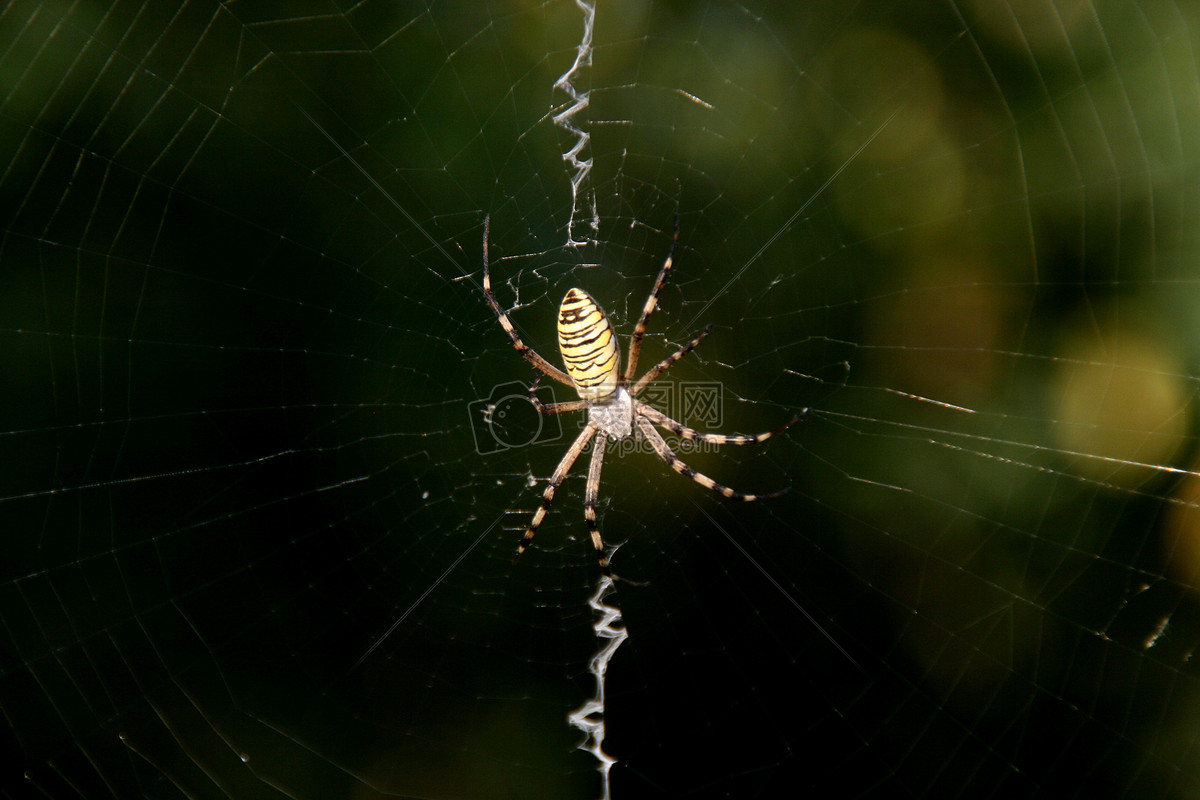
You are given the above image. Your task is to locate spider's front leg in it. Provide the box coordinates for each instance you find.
[515,425,596,563]
[584,433,611,575]
[635,416,789,501]
[637,402,808,444]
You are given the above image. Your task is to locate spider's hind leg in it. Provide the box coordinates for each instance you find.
[481,216,574,389]
[623,215,681,383]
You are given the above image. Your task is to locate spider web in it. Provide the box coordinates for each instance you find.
[4,1,1200,797]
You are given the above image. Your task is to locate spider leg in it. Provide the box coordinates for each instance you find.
[482,216,574,388]
[630,324,713,396]
[636,402,806,444]
[515,424,597,563]
[528,375,589,415]
[623,215,680,383]
[635,416,787,501]
[584,433,612,575]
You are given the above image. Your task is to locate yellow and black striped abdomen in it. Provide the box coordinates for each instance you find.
[558,288,620,400]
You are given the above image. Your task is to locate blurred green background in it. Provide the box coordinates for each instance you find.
[4,1,1200,797]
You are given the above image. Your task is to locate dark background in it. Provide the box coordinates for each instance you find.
[4,1,1200,798]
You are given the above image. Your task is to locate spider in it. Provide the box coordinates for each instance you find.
[482,216,803,576]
